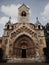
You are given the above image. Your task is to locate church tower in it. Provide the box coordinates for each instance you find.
[18,4,30,23]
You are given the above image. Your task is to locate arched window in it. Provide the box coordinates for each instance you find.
[7,25,9,29]
[38,25,40,29]
[21,11,26,16]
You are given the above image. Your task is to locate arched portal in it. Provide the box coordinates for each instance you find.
[12,34,36,58]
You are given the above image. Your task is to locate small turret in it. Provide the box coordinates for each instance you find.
[5,17,13,30]
[35,17,42,29]
[3,17,13,36]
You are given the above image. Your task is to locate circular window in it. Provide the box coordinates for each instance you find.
[21,11,26,16]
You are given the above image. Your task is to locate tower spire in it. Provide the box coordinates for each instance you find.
[8,16,11,24]
[36,17,38,21]
[35,17,41,25]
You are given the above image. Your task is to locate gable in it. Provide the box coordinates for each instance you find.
[10,25,36,39]
[18,4,30,10]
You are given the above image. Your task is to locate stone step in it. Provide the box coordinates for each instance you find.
[7,58,45,63]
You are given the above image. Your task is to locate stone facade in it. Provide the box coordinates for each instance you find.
[0,4,46,62]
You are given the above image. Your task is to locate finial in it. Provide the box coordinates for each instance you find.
[23,3,25,5]
[36,17,38,21]
[8,16,11,23]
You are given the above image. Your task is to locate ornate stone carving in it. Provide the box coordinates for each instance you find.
[11,26,36,39]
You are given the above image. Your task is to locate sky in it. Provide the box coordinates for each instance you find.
[0,0,49,37]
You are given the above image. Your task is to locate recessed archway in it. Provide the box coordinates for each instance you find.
[12,34,36,58]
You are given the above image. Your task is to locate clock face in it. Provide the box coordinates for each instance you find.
[21,11,26,16]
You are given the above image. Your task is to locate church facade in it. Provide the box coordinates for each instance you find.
[0,4,46,62]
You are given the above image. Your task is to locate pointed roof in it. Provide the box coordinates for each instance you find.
[5,17,12,26]
[35,17,41,26]
[18,4,30,9]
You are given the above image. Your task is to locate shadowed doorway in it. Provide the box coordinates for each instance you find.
[22,49,26,58]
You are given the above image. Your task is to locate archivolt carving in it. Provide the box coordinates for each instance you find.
[10,26,36,39]
[11,34,36,57]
